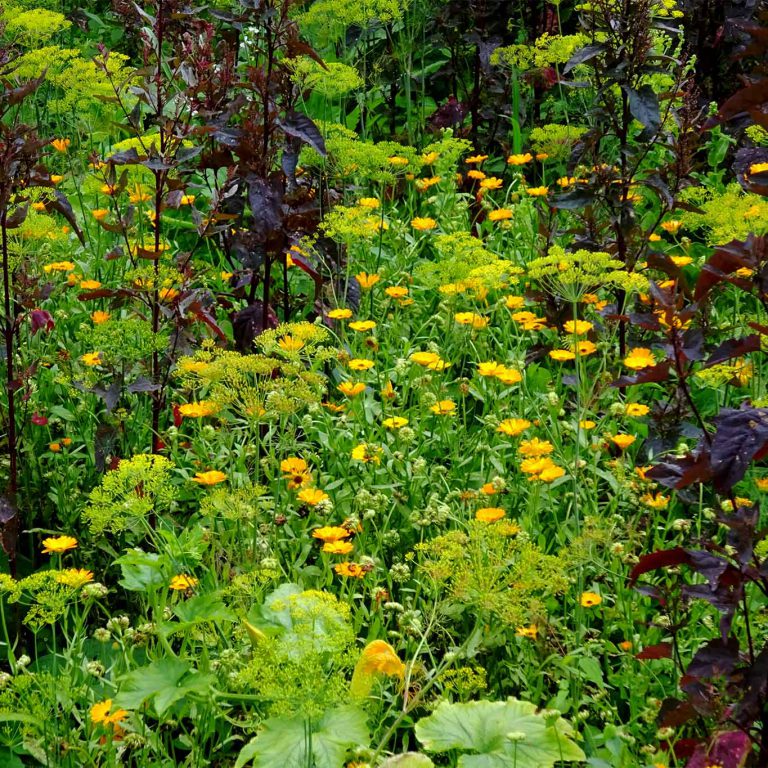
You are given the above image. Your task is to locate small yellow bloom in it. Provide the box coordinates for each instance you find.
[480,177,503,190]
[507,153,533,166]
[494,366,522,385]
[298,488,329,506]
[465,154,488,164]
[348,358,375,371]
[192,470,227,486]
[351,443,382,464]
[43,261,76,273]
[563,320,593,335]
[57,568,94,588]
[525,186,549,197]
[549,349,576,361]
[504,295,525,310]
[349,320,376,332]
[323,540,353,554]
[80,279,102,290]
[516,624,538,639]
[382,416,408,429]
[670,255,693,267]
[611,434,636,450]
[178,401,218,418]
[580,591,602,608]
[431,399,456,415]
[488,208,513,222]
[475,506,505,522]
[358,197,380,209]
[51,138,70,153]
[338,381,367,397]
[497,418,531,436]
[91,310,110,324]
[41,535,77,555]
[624,347,656,370]
[660,219,683,235]
[579,419,596,430]
[313,525,350,542]
[454,311,489,329]
[81,352,101,367]
[519,438,554,457]
[91,209,109,221]
[625,403,650,417]
[90,699,128,727]
[411,217,437,231]
[388,156,409,166]
[385,286,409,299]
[642,492,669,510]
[278,335,305,352]
[329,307,353,319]
[333,561,366,577]
[356,272,381,290]
[169,574,198,590]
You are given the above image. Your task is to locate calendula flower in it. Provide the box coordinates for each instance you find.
[169,574,198,590]
[549,349,576,361]
[298,488,329,506]
[494,366,522,385]
[281,457,312,488]
[192,470,227,486]
[80,279,102,290]
[756,478,768,492]
[476,506,505,522]
[649,233,662,242]
[349,320,376,332]
[539,465,565,482]
[356,272,381,289]
[465,154,488,164]
[519,438,554,457]
[351,443,382,464]
[278,335,304,352]
[557,176,576,188]
[504,295,525,310]
[41,535,77,555]
[488,208,513,221]
[178,401,218,418]
[516,624,538,639]
[660,219,683,234]
[497,418,531,436]
[411,351,441,367]
[51,138,71,153]
[388,156,409,166]
[49,442,61,453]
[383,416,408,429]
[511,311,547,330]
[431,399,456,415]
[477,361,503,377]
[381,380,396,400]
[323,540,354,554]
[350,639,405,697]
[454,312,489,329]
[313,526,350,543]
[348,358,374,371]
[92,209,109,221]
[563,320,593,335]
[334,561,366,578]
[338,381,367,397]
[580,591,602,608]
[467,169,486,180]
[573,340,597,356]
[358,197,380,209]
[507,153,533,166]
[43,261,76,273]
[329,308,353,319]
[81,352,101,367]
[57,569,94,588]
[624,347,656,370]
[611,434,636,450]
[90,699,128,727]
[580,420,597,431]
[385,286,409,300]
[525,186,549,197]
[670,255,693,267]
[480,177,503,190]
[625,403,650,417]
[641,492,669,510]
[411,217,437,231]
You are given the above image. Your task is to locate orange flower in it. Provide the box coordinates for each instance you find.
[355,272,381,290]
[611,434,636,450]
[312,526,351,543]
[338,381,366,397]
[334,561,366,578]
[192,470,227,486]
[580,591,602,608]
[411,217,437,231]
[51,138,71,153]
[41,535,77,555]
[476,507,505,522]
[298,488,329,506]
[624,348,656,370]
[497,418,531,436]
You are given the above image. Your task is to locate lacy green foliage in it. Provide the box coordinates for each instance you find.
[678,184,768,245]
[199,485,271,522]
[290,57,363,98]
[746,125,768,146]
[437,665,488,701]
[11,209,67,267]
[176,336,330,420]
[421,132,473,178]
[491,33,589,71]
[294,0,404,47]
[2,7,70,46]
[13,45,79,80]
[528,123,588,162]
[694,360,753,388]
[416,523,568,627]
[320,202,388,242]
[235,585,356,717]
[80,318,170,369]
[564,515,623,567]
[0,672,65,733]
[414,233,508,288]
[527,245,647,302]
[1,571,78,630]
[84,454,178,535]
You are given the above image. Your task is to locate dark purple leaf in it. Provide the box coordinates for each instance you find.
[686,731,752,768]
[703,335,761,368]
[636,642,673,660]
[279,112,326,157]
[629,547,692,586]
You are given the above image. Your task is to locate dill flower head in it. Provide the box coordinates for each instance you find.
[41,535,77,555]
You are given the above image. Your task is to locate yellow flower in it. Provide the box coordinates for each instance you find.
[80,279,102,290]
[338,381,367,397]
[431,399,456,415]
[535,152,549,160]
[178,401,218,418]
[511,310,547,330]
[649,233,662,242]
[281,457,312,488]
[298,488,329,506]
[670,255,693,267]
[383,416,408,429]
[313,526,350,542]
[624,347,656,370]
[351,443,382,464]
[519,438,554,457]
[611,434,636,450]
[91,209,109,221]
[349,358,374,371]
[488,208,513,222]
[525,186,549,197]
[539,465,565,482]
[381,380,397,400]
[573,340,597,356]
[323,540,354,554]
[641,492,669,510]
[467,169,487,180]
[579,419,596,430]
[411,217,437,231]
[660,219,683,234]
[358,197,380,209]
[516,624,538,639]
[49,442,61,453]
[497,418,531,436]
[478,361,503,377]
[475,507,505,522]
[329,308,353,319]
[749,161,768,174]
[57,568,94,588]
[350,639,405,697]
[388,156,409,166]
[625,403,650,417]
[349,320,376,332]
[385,286,409,299]
[169,574,198,590]
[421,151,439,164]
[495,366,522,385]
[563,320,593,335]
[192,470,227,486]
[507,153,533,166]
[465,154,488,164]
[51,138,70,153]
[580,591,602,608]
[557,176,576,188]
[334,561,366,578]
[81,352,101,367]
[50,174,64,184]
[356,272,381,289]
[480,177,503,190]
[504,295,525,310]
[90,699,128,727]
[411,351,441,367]
[278,335,305,352]
[454,311,489,329]
[756,478,768,492]
[43,261,75,273]
[549,349,576,361]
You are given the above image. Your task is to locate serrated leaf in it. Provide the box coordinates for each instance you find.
[415,699,585,768]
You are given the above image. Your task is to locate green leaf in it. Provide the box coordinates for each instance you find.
[415,698,585,768]
[173,593,236,625]
[235,705,368,768]
[0,748,24,768]
[115,549,167,592]
[380,754,435,768]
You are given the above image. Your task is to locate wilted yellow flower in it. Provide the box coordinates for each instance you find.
[169,574,198,590]
[350,639,405,697]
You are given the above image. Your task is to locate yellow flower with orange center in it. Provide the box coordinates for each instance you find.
[348,358,374,371]
[81,352,102,367]
[298,488,329,506]
[475,507,505,522]
[488,208,513,222]
[351,443,382,464]
[312,526,350,543]
[333,561,366,578]
[281,457,312,488]
[90,699,128,727]
[580,591,602,608]
[192,470,227,486]
[480,177,503,190]
[660,219,683,234]
[385,286,409,299]
[625,403,650,417]
[494,366,522,385]
[507,153,533,166]
[431,399,456,415]
[549,349,576,361]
